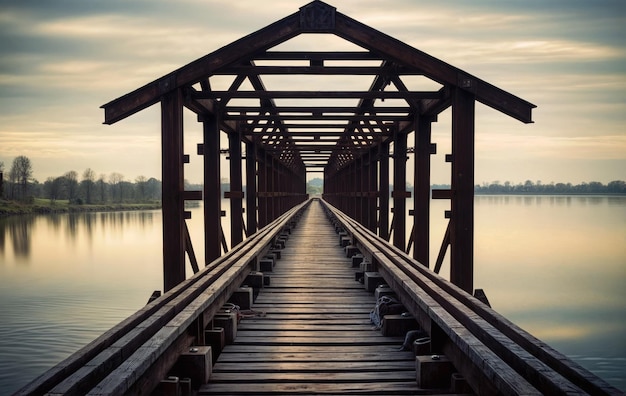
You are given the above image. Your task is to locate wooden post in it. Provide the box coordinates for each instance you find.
[228,130,243,246]
[368,148,378,233]
[378,141,390,240]
[450,87,475,293]
[257,151,268,228]
[393,129,408,250]
[245,141,257,235]
[161,89,185,292]
[270,156,277,222]
[203,112,222,265]
[414,115,433,267]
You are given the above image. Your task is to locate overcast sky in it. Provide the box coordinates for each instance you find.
[0,0,624,185]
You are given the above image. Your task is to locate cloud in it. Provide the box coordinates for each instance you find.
[0,0,624,185]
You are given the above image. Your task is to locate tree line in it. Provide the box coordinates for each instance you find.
[1,155,162,204]
[473,180,626,194]
[2,156,624,203]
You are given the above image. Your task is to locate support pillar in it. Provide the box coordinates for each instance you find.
[450,88,475,293]
[161,89,185,292]
[378,141,390,240]
[203,113,222,265]
[368,148,378,233]
[228,131,243,247]
[257,151,268,228]
[245,141,257,235]
[414,115,433,267]
[392,129,408,250]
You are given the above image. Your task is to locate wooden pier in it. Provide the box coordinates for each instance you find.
[201,200,420,395]
[15,199,622,395]
[14,1,623,394]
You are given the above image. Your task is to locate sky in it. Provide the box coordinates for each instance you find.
[0,0,624,186]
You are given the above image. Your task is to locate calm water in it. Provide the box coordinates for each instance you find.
[0,196,624,393]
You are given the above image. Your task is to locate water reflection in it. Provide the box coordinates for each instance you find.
[0,215,35,260]
[0,211,156,261]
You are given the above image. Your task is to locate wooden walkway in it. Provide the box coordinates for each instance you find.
[199,201,431,395]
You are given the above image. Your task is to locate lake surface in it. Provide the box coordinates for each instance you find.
[0,196,624,393]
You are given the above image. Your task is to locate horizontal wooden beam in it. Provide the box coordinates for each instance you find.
[213,65,422,76]
[254,51,381,61]
[226,114,410,122]
[224,105,411,114]
[248,123,389,130]
[262,144,371,152]
[192,90,441,100]
[247,130,356,137]
[431,189,453,199]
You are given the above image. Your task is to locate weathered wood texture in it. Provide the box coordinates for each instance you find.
[323,200,621,396]
[13,203,309,396]
[200,201,439,395]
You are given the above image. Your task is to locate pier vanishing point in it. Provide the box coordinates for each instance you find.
[15,2,622,395]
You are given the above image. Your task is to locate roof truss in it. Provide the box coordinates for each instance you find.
[102,0,534,173]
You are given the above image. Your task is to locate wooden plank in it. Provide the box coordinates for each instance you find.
[213,361,415,372]
[208,371,417,382]
[230,337,403,346]
[217,344,409,354]
[201,382,438,395]
[203,201,423,395]
[215,352,413,363]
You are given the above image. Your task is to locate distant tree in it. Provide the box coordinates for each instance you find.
[120,180,133,201]
[146,177,161,200]
[44,176,65,204]
[97,174,107,203]
[135,175,147,201]
[64,170,79,203]
[607,180,626,194]
[109,172,124,202]
[81,168,96,204]
[10,155,33,200]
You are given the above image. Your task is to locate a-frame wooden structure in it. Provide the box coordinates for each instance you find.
[102,1,535,293]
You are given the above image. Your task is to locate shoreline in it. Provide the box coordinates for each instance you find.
[0,200,161,217]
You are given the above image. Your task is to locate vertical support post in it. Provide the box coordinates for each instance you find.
[393,129,408,250]
[351,159,358,220]
[228,130,243,247]
[161,89,185,292]
[245,140,257,235]
[414,115,433,267]
[368,148,378,233]
[257,151,268,228]
[450,87,475,293]
[203,113,222,265]
[358,155,365,225]
[378,140,390,240]
[270,157,277,221]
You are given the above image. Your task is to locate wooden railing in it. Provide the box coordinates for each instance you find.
[14,200,309,396]
[321,199,620,396]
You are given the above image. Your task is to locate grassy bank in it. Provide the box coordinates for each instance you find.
[0,198,161,217]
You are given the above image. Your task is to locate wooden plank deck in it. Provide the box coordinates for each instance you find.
[199,201,448,395]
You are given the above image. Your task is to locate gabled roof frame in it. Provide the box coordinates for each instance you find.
[102,0,534,125]
[102,1,537,294]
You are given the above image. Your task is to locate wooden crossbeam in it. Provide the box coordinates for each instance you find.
[253,51,381,61]
[225,114,410,121]
[224,105,411,114]
[191,90,441,100]
[213,65,421,75]
[249,123,387,130]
